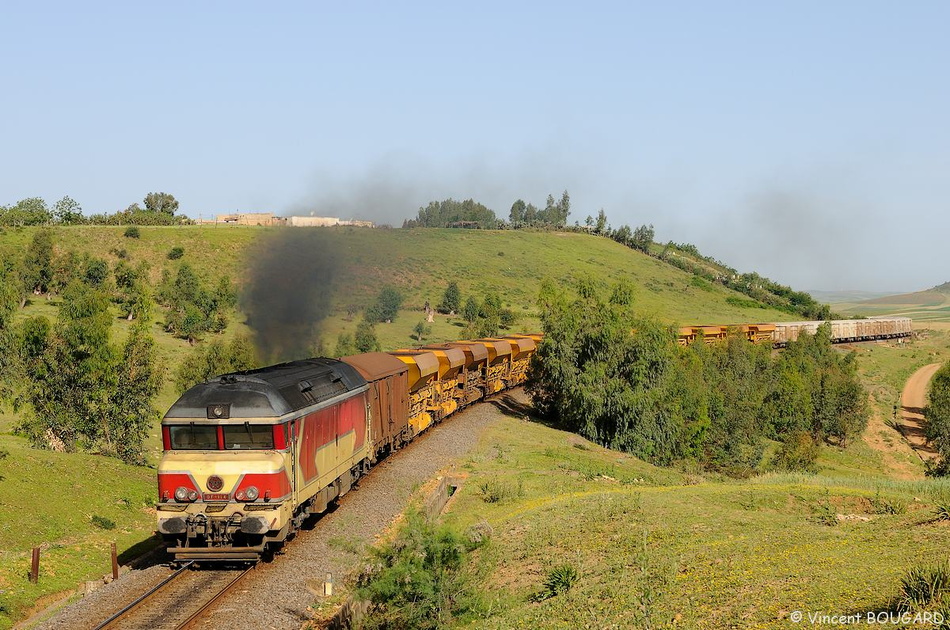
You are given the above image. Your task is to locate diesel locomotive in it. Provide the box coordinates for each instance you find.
[155,334,539,561]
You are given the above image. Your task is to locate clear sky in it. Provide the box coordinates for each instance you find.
[2,2,947,293]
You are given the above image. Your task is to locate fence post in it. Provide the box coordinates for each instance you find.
[111,543,119,580]
[30,547,40,584]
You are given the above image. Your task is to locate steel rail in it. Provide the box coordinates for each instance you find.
[94,561,195,630]
[174,565,255,630]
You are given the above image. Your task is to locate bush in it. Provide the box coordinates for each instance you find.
[899,561,950,609]
[355,511,485,629]
[123,226,140,238]
[772,431,819,473]
[91,515,116,530]
[478,477,524,503]
[167,246,184,260]
[534,563,580,601]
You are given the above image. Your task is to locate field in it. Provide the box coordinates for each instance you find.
[832,284,950,324]
[0,225,943,628]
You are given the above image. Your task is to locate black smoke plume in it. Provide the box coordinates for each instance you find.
[241,230,341,363]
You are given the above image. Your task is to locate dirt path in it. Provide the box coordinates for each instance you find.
[899,363,942,460]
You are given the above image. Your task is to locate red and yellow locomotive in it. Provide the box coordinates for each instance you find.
[156,335,538,561]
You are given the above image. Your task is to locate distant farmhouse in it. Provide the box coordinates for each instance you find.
[203,212,374,228]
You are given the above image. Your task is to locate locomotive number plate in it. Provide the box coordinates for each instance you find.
[203,493,230,501]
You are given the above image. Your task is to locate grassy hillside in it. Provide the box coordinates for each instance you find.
[0,225,920,628]
[833,283,950,323]
[431,414,950,629]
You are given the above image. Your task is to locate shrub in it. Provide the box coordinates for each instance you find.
[355,511,485,629]
[534,563,579,601]
[123,226,140,238]
[772,431,819,473]
[899,561,950,609]
[91,515,116,530]
[167,246,184,260]
[478,477,524,503]
[870,489,907,515]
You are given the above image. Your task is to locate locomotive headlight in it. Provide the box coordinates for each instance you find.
[174,486,190,502]
[244,486,260,501]
[188,490,199,502]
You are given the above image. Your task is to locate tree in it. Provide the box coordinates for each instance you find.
[107,322,163,463]
[174,336,257,394]
[355,319,381,353]
[0,198,52,226]
[20,228,54,302]
[144,192,179,215]
[438,282,461,314]
[335,333,357,357]
[630,224,655,252]
[114,261,152,320]
[509,199,526,224]
[926,361,950,475]
[368,286,403,323]
[413,320,431,341]
[18,281,117,452]
[53,196,84,225]
[462,296,480,323]
[595,209,608,234]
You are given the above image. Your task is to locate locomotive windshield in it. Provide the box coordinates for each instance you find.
[222,424,275,450]
[168,425,218,450]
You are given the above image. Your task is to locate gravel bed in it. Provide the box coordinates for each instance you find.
[31,391,518,630]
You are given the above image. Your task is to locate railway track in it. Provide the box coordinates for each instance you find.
[94,562,254,630]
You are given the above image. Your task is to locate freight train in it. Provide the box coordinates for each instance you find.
[155,317,910,561]
[676,316,912,347]
[155,334,540,561]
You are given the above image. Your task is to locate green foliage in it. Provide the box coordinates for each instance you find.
[53,196,84,225]
[21,228,54,296]
[355,319,381,353]
[529,284,868,474]
[174,335,257,394]
[405,198,498,229]
[413,320,431,341]
[18,281,117,452]
[123,226,141,238]
[113,260,152,320]
[478,477,524,503]
[462,296,480,323]
[438,281,461,314]
[772,430,820,473]
[355,510,485,630]
[812,493,838,526]
[630,224,655,252]
[90,515,116,530]
[167,245,185,260]
[105,323,164,463]
[367,286,403,323]
[335,332,357,357]
[0,197,52,226]
[143,192,179,215]
[534,563,580,601]
[158,263,234,342]
[926,361,950,475]
[935,504,950,521]
[869,489,906,515]
[898,561,950,610]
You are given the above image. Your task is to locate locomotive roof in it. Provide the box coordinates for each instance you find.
[164,358,367,420]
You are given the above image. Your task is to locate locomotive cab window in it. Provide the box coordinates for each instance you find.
[223,424,275,450]
[168,425,218,450]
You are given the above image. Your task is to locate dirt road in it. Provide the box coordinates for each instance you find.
[900,363,942,459]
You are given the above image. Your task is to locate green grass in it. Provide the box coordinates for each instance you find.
[0,438,157,628]
[427,416,950,629]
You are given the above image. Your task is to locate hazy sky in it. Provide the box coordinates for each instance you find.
[2,2,947,293]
